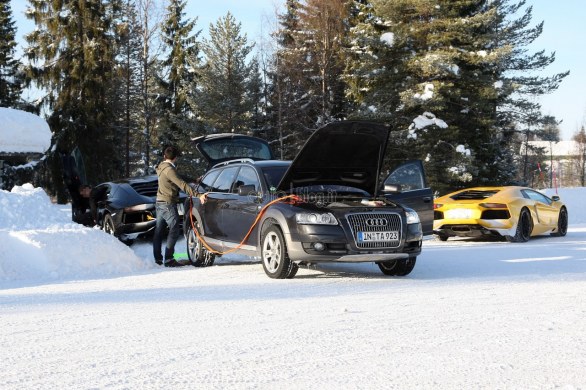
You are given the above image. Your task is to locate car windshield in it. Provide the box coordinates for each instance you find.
[451,189,499,200]
[261,166,289,189]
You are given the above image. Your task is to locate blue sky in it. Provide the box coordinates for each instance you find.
[10,0,585,140]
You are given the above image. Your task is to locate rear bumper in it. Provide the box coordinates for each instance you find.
[434,221,516,238]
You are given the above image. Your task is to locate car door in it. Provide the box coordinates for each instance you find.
[382,160,434,235]
[220,166,263,250]
[522,189,559,230]
[199,166,239,240]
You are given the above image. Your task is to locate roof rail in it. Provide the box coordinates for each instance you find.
[211,158,255,169]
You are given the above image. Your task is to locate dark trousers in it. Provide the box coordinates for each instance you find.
[153,202,181,261]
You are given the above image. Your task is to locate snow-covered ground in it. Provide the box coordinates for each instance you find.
[1,185,585,389]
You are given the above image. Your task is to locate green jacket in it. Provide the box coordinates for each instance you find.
[155,161,198,203]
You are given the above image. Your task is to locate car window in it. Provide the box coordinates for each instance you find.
[199,170,221,192]
[211,166,239,193]
[199,138,273,161]
[231,166,260,193]
[523,189,552,205]
[384,162,425,192]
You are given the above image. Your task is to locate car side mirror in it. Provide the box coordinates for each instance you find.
[238,184,257,197]
[551,195,560,201]
[383,184,402,194]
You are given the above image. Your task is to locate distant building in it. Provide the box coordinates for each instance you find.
[0,107,51,190]
[520,141,585,188]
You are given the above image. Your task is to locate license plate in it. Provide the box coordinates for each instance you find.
[358,231,399,242]
[445,208,473,219]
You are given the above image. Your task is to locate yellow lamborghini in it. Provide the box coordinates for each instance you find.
[433,186,568,242]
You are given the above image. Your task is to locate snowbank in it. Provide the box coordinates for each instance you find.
[0,184,583,284]
[0,184,152,282]
[0,107,51,154]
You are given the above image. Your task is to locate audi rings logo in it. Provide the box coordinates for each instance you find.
[366,218,388,227]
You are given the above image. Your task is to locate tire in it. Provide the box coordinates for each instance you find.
[551,207,568,237]
[377,257,417,276]
[261,225,296,279]
[186,219,215,267]
[103,213,116,237]
[435,233,449,242]
[506,208,532,243]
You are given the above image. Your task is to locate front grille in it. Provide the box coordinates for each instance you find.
[130,180,158,197]
[346,212,402,249]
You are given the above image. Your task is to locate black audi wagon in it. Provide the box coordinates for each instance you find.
[184,121,433,278]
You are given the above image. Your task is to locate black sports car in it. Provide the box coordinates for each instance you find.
[183,121,433,278]
[63,150,185,244]
[90,176,159,243]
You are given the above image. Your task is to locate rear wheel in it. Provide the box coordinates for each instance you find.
[187,219,215,267]
[435,233,449,242]
[261,225,296,279]
[506,208,532,243]
[377,257,417,276]
[551,207,568,237]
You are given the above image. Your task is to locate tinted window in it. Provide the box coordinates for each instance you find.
[200,138,273,161]
[261,166,288,189]
[211,167,239,193]
[231,166,260,193]
[199,170,221,192]
[523,189,552,205]
[384,162,425,192]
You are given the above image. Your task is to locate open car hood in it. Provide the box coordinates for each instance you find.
[276,121,390,195]
[192,133,274,168]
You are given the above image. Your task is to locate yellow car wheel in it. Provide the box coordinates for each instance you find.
[506,208,532,243]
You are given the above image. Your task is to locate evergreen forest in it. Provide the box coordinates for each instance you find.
[0,0,577,200]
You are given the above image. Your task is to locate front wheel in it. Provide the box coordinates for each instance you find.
[186,219,215,267]
[377,257,417,276]
[103,213,116,237]
[261,225,296,279]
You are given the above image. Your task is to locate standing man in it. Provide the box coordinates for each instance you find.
[154,146,206,267]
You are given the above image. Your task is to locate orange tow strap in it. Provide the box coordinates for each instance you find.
[188,194,301,255]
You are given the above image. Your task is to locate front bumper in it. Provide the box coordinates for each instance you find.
[284,222,423,263]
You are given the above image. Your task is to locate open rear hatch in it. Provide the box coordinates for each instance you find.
[192,133,275,168]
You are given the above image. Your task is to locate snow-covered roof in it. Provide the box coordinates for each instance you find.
[521,141,580,157]
[0,107,51,154]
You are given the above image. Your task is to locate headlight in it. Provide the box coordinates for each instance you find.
[405,209,420,224]
[296,212,338,225]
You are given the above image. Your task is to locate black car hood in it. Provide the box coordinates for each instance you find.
[276,121,390,195]
[192,133,274,168]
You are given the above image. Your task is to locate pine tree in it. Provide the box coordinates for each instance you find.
[267,0,349,159]
[0,0,22,108]
[267,0,308,159]
[573,126,586,187]
[344,0,568,193]
[196,12,254,134]
[25,0,124,197]
[116,0,146,176]
[158,0,199,148]
[247,57,266,133]
[296,0,349,125]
